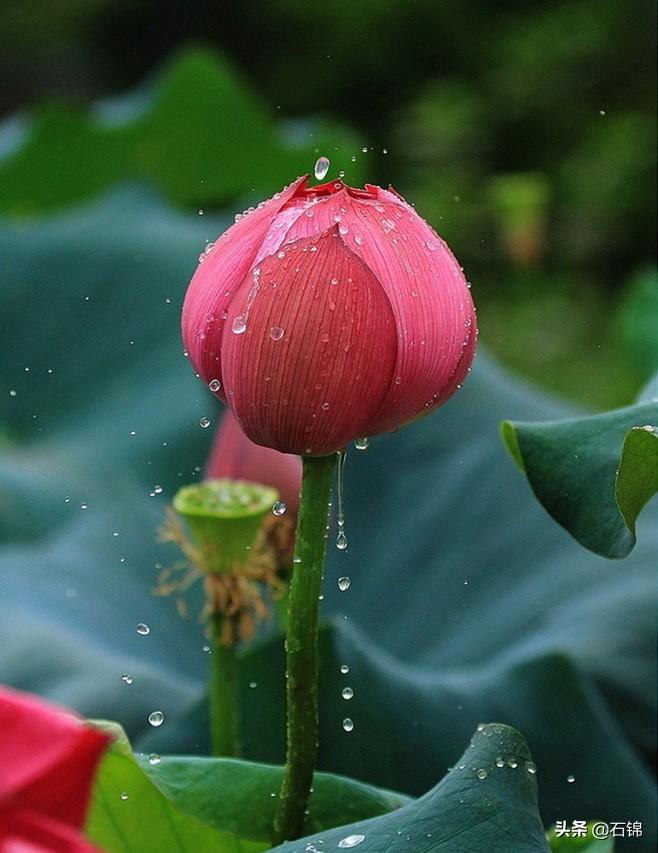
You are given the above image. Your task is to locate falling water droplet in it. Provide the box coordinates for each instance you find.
[270,326,284,341]
[148,711,164,727]
[354,437,369,450]
[199,417,211,429]
[340,664,350,674]
[338,834,365,848]
[566,774,575,783]
[342,718,354,732]
[209,379,221,392]
[136,623,150,636]
[121,674,134,685]
[148,754,161,765]
[314,156,330,180]
[272,501,287,517]
[335,449,348,551]
[341,687,354,700]
[337,576,351,591]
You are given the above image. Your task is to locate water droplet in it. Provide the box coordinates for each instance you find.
[566,774,575,783]
[121,673,134,685]
[337,576,351,591]
[340,664,350,674]
[321,402,331,411]
[599,109,606,115]
[270,326,284,341]
[148,710,164,727]
[314,156,330,180]
[199,417,211,429]
[249,681,258,689]
[507,758,518,769]
[342,718,354,732]
[354,437,369,451]
[338,834,365,848]
[9,389,17,397]
[341,687,354,700]
[272,500,287,517]
[476,769,487,780]
[148,753,161,765]
[232,315,247,335]
[335,449,348,551]
[152,485,163,495]
[80,503,88,510]
[425,240,438,252]
[476,723,485,732]
[120,791,129,801]
[526,761,537,775]
[209,379,221,392]
[495,757,504,768]
[136,623,150,636]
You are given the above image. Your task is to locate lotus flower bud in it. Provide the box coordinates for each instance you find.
[182,176,476,456]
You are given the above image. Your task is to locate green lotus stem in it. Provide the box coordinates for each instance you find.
[209,614,239,757]
[272,454,336,843]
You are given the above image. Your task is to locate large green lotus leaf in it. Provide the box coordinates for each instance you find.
[271,724,549,853]
[139,753,409,843]
[85,722,237,852]
[0,190,655,852]
[0,46,363,217]
[502,403,657,558]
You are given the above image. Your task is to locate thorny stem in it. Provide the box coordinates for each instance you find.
[209,614,239,757]
[272,454,336,844]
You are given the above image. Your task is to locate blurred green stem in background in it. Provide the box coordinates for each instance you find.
[209,613,239,757]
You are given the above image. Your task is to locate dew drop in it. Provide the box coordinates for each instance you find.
[314,156,330,180]
[148,710,164,727]
[339,834,365,848]
[342,718,354,732]
[341,687,354,700]
[476,769,487,780]
[209,379,221,392]
[270,326,284,341]
[232,315,247,335]
[507,758,518,769]
[495,757,505,768]
[136,623,150,636]
[148,754,161,765]
[120,791,129,801]
[337,576,351,591]
[272,500,287,517]
[526,761,537,775]
[354,437,369,451]
[199,417,211,429]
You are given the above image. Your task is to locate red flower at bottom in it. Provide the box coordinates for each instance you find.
[0,686,111,852]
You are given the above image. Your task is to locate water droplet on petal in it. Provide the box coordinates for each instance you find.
[270,326,284,341]
[314,156,330,180]
[337,576,351,591]
[148,710,164,727]
[136,623,150,636]
[272,500,287,517]
[342,718,354,732]
[209,379,221,392]
[232,315,247,335]
[338,834,365,848]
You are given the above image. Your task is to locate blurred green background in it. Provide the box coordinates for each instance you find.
[0,0,656,409]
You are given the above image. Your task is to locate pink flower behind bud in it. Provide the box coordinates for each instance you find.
[183,176,476,455]
[206,409,301,514]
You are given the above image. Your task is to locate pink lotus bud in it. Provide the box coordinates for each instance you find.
[205,408,302,514]
[182,176,476,456]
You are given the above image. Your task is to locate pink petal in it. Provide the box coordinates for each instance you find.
[205,409,302,512]
[273,187,477,433]
[220,228,398,456]
[181,176,308,398]
[0,686,110,828]
[1,811,102,853]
